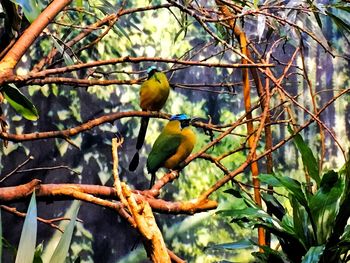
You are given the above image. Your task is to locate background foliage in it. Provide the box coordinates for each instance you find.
[0,0,349,262]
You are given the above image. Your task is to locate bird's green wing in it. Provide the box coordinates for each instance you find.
[146,133,182,174]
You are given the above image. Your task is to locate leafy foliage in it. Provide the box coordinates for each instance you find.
[217,137,350,263]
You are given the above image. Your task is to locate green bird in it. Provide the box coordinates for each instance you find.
[147,114,197,188]
[129,66,170,171]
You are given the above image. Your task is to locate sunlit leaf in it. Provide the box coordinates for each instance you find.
[10,0,43,22]
[76,0,82,8]
[114,24,132,43]
[49,201,80,263]
[301,245,325,263]
[15,192,37,263]
[93,0,116,15]
[2,84,39,121]
[257,14,266,42]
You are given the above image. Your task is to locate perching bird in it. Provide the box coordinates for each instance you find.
[129,66,170,171]
[146,114,197,188]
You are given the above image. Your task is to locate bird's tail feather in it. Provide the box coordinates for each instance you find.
[128,117,149,171]
[136,117,149,150]
[128,151,139,171]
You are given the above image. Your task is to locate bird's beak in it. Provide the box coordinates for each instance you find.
[190,116,206,125]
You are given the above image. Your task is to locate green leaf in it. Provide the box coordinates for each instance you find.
[207,239,254,250]
[10,0,43,22]
[332,4,350,13]
[114,24,132,44]
[261,192,286,220]
[223,188,242,199]
[326,11,350,34]
[15,192,37,263]
[33,243,43,263]
[76,0,83,8]
[50,36,75,66]
[259,173,283,187]
[269,173,308,208]
[301,245,325,263]
[291,196,314,246]
[288,126,320,186]
[310,171,344,242]
[49,201,80,263]
[93,0,116,15]
[2,84,39,121]
[252,245,286,263]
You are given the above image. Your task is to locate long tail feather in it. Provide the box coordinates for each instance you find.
[136,117,149,150]
[129,117,149,171]
[128,152,139,171]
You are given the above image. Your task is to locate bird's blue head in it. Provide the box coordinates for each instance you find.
[147,66,157,74]
[170,114,190,121]
[146,66,158,78]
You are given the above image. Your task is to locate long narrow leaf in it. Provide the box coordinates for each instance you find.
[301,245,325,263]
[2,84,39,121]
[288,127,320,186]
[15,192,37,263]
[207,239,254,250]
[49,201,80,263]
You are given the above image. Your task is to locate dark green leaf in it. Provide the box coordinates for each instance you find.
[2,84,39,121]
[330,4,350,14]
[326,11,350,34]
[272,173,308,208]
[291,196,314,246]
[259,173,283,187]
[252,245,286,263]
[174,27,186,43]
[50,36,74,66]
[261,192,286,220]
[15,192,37,263]
[310,170,344,242]
[288,126,320,186]
[114,24,132,43]
[33,243,43,263]
[301,245,325,263]
[223,188,242,199]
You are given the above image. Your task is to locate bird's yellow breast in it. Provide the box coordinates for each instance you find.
[140,72,170,111]
[164,126,196,169]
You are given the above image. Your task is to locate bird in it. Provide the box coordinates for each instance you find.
[146,114,197,188]
[129,66,170,172]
